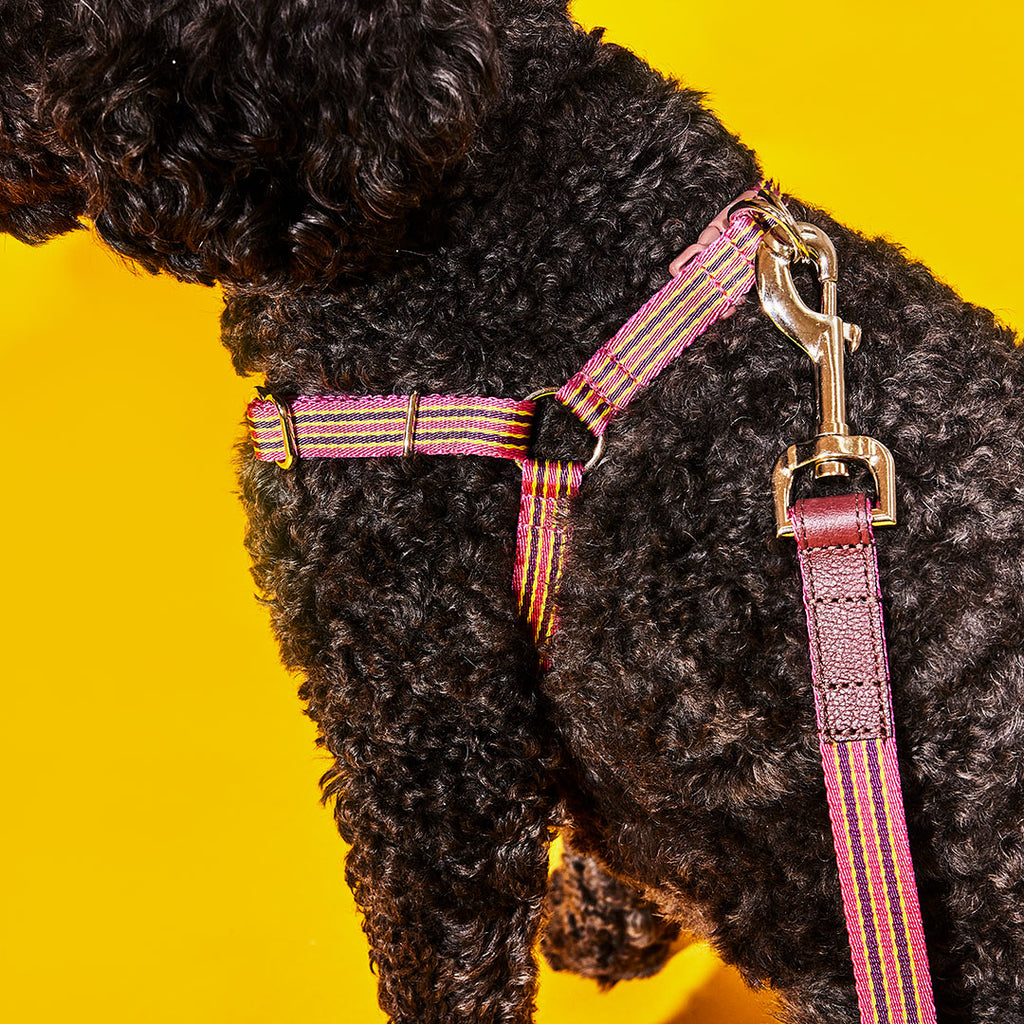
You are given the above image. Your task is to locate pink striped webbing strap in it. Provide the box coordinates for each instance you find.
[555,198,767,436]
[512,460,583,667]
[791,495,937,1024]
[244,186,769,668]
[506,189,766,664]
[247,393,535,463]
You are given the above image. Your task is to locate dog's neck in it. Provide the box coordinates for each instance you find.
[219,22,761,404]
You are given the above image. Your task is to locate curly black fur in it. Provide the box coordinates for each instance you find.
[4,2,1022,1022]
[2,0,498,288]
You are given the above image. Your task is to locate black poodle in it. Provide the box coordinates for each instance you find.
[3,2,1021,1022]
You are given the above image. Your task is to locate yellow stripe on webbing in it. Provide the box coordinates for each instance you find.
[248,392,538,463]
[520,463,556,629]
[861,740,916,1016]
[875,741,929,1022]
[287,418,529,434]
[513,461,582,662]
[555,211,763,434]
[540,500,572,641]
[829,741,883,1024]
[530,464,562,650]
[849,741,899,1013]
[527,464,556,632]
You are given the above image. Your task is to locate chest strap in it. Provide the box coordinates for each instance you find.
[248,393,536,465]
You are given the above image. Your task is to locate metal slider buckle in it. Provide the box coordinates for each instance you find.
[402,392,420,457]
[742,203,896,538]
[256,386,298,469]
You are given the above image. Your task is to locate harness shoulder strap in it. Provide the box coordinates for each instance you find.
[556,195,764,435]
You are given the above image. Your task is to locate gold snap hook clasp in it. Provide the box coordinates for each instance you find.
[744,204,896,538]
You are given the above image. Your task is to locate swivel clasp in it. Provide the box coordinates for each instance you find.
[739,195,896,537]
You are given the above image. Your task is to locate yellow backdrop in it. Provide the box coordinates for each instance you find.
[1,3,1020,1022]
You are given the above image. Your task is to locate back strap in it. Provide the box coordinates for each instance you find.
[791,495,938,1024]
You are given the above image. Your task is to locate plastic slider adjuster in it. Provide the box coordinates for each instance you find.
[256,386,298,470]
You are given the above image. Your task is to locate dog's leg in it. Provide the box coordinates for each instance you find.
[543,838,685,988]
[306,658,557,1023]
[238,447,562,1023]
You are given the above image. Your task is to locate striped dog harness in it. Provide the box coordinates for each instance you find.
[246,183,938,1024]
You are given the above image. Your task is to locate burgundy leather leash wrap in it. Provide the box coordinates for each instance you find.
[791,495,937,1024]
[791,494,892,743]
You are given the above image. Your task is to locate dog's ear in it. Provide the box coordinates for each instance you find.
[0,3,89,241]
[1,0,499,290]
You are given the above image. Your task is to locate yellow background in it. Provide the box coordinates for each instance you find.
[1,3,1020,1022]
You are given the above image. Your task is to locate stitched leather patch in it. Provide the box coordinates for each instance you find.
[791,495,893,743]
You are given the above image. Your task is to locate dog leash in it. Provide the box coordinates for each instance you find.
[792,494,936,1024]
[245,183,938,1024]
[746,202,937,1024]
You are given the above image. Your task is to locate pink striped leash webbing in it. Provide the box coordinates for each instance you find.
[791,496,938,1024]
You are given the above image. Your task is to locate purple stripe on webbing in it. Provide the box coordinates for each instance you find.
[529,462,562,631]
[606,280,725,393]
[297,407,404,423]
[524,461,573,631]
[422,408,533,424]
[573,235,756,415]
[838,741,891,1022]
[565,275,699,409]
[534,461,576,644]
[867,742,923,1024]
[536,529,565,642]
[576,300,710,416]
[280,407,533,426]
[415,424,531,438]
[591,287,713,403]
[593,267,723,389]
[289,395,524,410]
[520,463,547,626]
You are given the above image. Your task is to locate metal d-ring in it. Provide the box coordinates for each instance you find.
[729,194,814,263]
[523,387,606,472]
